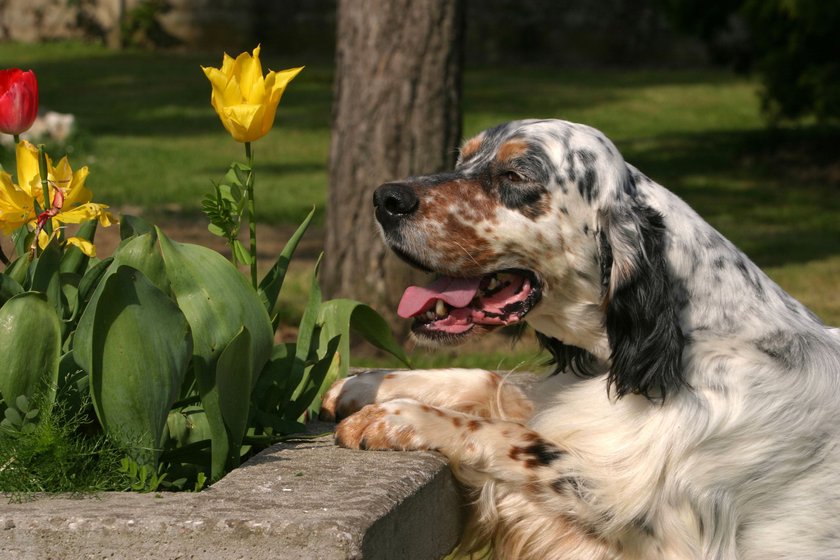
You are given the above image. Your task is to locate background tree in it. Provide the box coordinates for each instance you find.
[323,0,464,331]
[659,0,840,121]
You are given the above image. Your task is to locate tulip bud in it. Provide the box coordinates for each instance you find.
[0,69,39,136]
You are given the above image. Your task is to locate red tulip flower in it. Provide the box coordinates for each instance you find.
[0,69,39,136]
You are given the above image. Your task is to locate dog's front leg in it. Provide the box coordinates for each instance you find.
[320,368,533,422]
[336,398,558,478]
[335,398,614,559]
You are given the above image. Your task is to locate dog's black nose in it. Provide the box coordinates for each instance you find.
[373,182,419,221]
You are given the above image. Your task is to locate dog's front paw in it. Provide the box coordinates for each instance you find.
[335,400,426,451]
[319,377,349,422]
[319,370,394,422]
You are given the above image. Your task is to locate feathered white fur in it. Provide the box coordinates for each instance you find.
[323,120,840,559]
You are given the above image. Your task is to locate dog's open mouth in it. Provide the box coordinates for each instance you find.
[397,270,542,342]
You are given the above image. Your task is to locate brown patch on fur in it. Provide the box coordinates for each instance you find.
[467,419,483,432]
[524,474,541,496]
[408,176,506,274]
[460,134,483,161]
[422,178,496,225]
[335,404,419,451]
[509,437,565,469]
[452,416,463,427]
[496,139,530,163]
[434,216,500,274]
[335,404,386,448]
[383,373,396,380]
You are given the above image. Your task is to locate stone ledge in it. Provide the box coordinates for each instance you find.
[0,422,465,560]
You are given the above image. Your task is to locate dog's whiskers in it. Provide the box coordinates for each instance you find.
[454,240,482,269]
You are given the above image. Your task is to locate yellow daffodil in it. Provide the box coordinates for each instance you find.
[0,140,114,256]
[202,45,303,143]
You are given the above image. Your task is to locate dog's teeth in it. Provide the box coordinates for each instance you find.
[435,299,447,317]
[487,277,498,291]
[426,311,436,320]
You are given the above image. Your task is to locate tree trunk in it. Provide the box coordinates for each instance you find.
[323,0,464,333]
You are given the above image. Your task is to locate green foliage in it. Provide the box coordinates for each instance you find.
[0,395,131,497]
[202,163,253,266]
[119,457,166,492]
[0,212,407,493]
[81,265,192,467]
[0,292,61,414]
[1,396,40,435]
[742,0,840,121]
[120,0,177,49]
[659,0,840,121]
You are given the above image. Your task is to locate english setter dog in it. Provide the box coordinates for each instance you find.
[320,119,840,559]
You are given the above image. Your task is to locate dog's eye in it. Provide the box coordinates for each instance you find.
[503,171,524,183]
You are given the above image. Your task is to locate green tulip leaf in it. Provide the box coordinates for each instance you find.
[74,232,170,375]
[278,254,323,412]
[285,334,340,422]
[120,214,153,241]
[165,406,213,449]
[0,274,23,308]
[156,227,272,392]
[188,327,253,481]
[87,266,192,466]
[318,299,410,372]
[60,219,97,275]
[11,225,31,260]
[78,257,113,308]
[4,255,30,287]
[258,206,315,317]
[31,241,63,315]
[109,230,170,294]
[253,342,295,415]
[0,292,61,413]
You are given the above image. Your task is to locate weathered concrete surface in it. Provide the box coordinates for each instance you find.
[0,422,465,559]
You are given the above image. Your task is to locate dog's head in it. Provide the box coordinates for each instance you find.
[374,119,685,399]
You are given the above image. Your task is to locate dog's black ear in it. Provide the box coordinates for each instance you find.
[535,331,606,377]
[598,185,685,401]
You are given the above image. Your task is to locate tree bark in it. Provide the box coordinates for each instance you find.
[324,0,464,333]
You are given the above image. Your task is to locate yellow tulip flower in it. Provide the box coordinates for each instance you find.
[202,45,303,143]
[0,140,114,256]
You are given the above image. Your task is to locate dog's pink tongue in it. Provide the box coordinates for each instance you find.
[398,276,481,318]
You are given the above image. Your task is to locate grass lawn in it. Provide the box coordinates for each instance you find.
[1,41,838,370]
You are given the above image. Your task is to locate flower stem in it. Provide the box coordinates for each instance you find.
[37,145,53,238]
[245,141,257,289]
[13,134,20,145]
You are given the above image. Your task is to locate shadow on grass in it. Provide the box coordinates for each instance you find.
[464,67,747,120]
[620,126,840,268]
